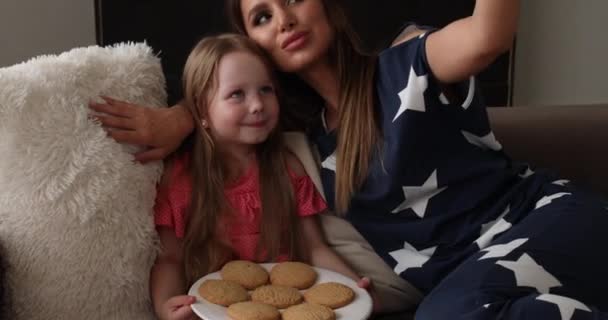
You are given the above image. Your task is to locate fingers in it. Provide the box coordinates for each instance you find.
[357,277,371,289]
[166,295,196,307]
[172,305,196,320]
[89,96,135,118]
[165,295,197,320]
[93,114,136,130]
[134,148,168,164]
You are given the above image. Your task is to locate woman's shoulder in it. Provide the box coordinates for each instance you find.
[376,23,435,65]
[390,24,428,48]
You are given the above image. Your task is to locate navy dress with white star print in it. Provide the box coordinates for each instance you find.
[310,31,608,319]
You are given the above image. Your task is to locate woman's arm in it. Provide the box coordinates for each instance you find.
[90,97,194,163]
[150,227,196,320]
[423,0,520,83]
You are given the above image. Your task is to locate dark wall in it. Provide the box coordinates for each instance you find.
[96,0,511,106]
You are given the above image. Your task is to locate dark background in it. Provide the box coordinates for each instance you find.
[95,0,512,106]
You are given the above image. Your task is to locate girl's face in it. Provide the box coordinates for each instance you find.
[239,0,334,73]
[205,51,279,149]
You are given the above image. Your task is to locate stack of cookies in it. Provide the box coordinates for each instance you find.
[198,260,357,320]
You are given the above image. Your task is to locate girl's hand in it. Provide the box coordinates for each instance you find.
[357,277,381,314]
[160,295,198,320]
[89,96,193,163]
[356,276,371,290]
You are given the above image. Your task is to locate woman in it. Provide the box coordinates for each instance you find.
[92,0,608,318]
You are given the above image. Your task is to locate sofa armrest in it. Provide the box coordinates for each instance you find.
[488,105,608,196]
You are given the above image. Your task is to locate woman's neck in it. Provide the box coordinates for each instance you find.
[299,60,340,127]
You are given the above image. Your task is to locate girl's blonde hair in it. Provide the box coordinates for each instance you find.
[178,34,304,285]
[227,0,381,214]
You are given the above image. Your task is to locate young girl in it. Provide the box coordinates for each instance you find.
[149,34,369,320]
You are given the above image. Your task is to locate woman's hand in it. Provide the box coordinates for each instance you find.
[159,295,198,320]
[89,96,194,163]
[357,277,381,314]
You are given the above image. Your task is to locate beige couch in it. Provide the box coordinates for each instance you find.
[374,104,608,319]
[489,105,608,197]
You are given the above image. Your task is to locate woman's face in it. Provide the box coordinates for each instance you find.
[239,0,334,73]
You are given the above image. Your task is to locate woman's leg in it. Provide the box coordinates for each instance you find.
[416,192,608,319]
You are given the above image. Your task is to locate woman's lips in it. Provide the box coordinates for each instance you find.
[281,32,309,51]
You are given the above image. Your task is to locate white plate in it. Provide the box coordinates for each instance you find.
[189,263,373,320]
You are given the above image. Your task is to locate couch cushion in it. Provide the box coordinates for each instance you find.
[489,105,608,197]
[0,43,165,320]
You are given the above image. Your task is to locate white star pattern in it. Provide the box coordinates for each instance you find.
[391,169,447,218]
[479,238,528,260]
[321,152,336,172]
[393,66,428,121]
[536,294,591,320]
[519,167,535,178]
[389,241,437,274]
[535,192,572,210]
[497,253,562,293]
[475,206,512,249]
[552,179,570,186]
[437,77,476,109]
[439,93,449,105]
[461,130,503,151]
[461,77,476,109]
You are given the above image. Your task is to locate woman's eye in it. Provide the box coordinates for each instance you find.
[253,12,271,26]
[286,0,299,5]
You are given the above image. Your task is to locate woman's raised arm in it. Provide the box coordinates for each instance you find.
[90,96,194,163]
[425,0,520,83]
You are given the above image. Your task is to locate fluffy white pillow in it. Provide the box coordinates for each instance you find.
[0,43,165,319]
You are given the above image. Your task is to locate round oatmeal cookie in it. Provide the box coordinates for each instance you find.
[303,282,355,309]
[251,285,303,309]
[227,301,281,320]
[282,303,336,320]
[198,279,249,307]
[221,260,269,290]
[269,261,317,289]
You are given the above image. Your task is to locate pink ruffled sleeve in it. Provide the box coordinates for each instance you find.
[154,154,191,238]
[291,174,327,217]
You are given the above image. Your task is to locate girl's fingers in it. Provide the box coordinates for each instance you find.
[357,277,371,289]
[172,305,196,320]
[167,295,196,308]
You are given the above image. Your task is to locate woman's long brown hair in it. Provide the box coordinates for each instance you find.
[179,34,304,285]
[227,0,380,214]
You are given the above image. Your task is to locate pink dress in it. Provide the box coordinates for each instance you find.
[154,152,327,261]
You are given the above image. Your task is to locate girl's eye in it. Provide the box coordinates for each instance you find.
[260,85,275,95]
[286,0,299,5]
[253,12,271,26]
[229,90,244,100]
